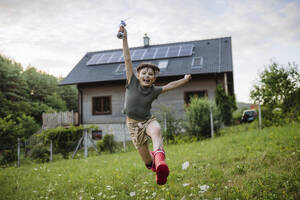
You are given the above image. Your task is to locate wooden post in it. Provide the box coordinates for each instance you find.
[210,105,214,138]
[84,129,88,157]
[50,140,53,161]
[224,72,228,95]
[17,138,20,167]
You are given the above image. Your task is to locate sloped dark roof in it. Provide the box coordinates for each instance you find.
[60,37,233,85]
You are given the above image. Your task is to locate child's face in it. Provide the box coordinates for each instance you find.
[137,67,156,87]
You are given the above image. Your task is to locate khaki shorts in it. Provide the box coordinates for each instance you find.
[127,116,156,149]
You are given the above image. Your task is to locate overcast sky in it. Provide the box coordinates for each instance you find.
[1,0,299,103]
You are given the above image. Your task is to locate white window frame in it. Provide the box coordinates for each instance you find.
[192,56,203,68]
[158,60,168,71]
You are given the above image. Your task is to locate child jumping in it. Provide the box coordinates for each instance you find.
[120,26,191,185]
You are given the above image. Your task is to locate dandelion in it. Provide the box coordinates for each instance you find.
[130,192,136,197]
[183,183,190,187]
[182,161,189,170]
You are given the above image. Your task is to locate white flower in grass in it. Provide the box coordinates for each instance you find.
[79,196,82,200]
[182,161,189,170]
[90,197,95,200]
[58,174,62,177]
[130,192,136,197]
[199,185,210,192]
[110,195,116,198]
[152,192,156,197]
[106,185,112,190]
[97,192,102,196]
[183,183,190,187]
[180,196,186,200]
[143,181,148,184]
[34,168,38,171]
[214,198,221,200]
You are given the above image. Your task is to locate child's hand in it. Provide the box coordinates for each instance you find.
[119,26,127,38]
[184,74,192,81]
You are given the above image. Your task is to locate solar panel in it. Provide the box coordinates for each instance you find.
[167,46,180,57]
[143,48,156,60]
[98,53,111,64]
[86,44,195,65]
[155,47,168,59]
[109,51,123,63]
[179,45,194,57]
[87,53,103,65]
[132,49,146,61]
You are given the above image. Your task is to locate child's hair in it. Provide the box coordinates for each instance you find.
[136,63,160,76]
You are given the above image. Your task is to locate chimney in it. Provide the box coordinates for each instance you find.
[143,33,150,47]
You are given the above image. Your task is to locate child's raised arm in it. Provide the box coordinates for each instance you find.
[161,74,192,93]
[121,27,133,83]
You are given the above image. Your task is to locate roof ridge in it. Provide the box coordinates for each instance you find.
[87,36,232,54]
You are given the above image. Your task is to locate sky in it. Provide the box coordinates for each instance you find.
[1,0,300,103]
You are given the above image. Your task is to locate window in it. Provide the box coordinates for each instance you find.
[158,60,168,71]
[92,130,103,140]
[192,57,203,69]
[115,64,125,74]
[92,96,112,115]
[184,91,207,104]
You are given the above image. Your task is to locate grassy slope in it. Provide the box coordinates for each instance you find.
[0,123,299,200]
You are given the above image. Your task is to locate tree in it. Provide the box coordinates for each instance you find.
[215,84,237,125]
[250,61,300,108]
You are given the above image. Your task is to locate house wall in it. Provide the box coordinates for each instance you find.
[79,75,224,142]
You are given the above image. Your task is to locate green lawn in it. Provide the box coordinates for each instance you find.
[0,123,299,200]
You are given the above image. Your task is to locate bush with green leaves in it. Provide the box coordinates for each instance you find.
[155,104,182,144]
[184,97,221,138]
[96,134,116,153]
[29,143,50,163]
[39,126,97,159]
[215,84,237,125]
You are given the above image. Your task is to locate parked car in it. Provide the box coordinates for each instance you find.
[241,109,257,123]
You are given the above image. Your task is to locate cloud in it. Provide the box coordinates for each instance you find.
[0,0,299,102]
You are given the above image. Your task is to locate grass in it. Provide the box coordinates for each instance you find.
[0,123,299,200]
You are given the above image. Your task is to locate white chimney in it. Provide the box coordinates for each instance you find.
[143,33,150,47]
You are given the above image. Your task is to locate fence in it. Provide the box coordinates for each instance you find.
[42,111,78,130]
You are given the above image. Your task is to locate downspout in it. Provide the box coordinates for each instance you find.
[77,85,83,125]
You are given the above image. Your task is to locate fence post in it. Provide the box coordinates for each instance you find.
[210,105,214,138]
[258,102,262,130]
[50,140,53,162]
[123,123,126,151]
[84,129,88,157]
[17,138,20,167]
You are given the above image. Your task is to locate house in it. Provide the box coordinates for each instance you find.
[60,35,234,142]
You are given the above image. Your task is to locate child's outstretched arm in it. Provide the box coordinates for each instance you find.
[161,74,192,93]
[121,27,133,83]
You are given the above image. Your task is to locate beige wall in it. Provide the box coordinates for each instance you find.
[80,76,222,141]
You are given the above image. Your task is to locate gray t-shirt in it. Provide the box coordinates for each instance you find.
[123,75,162,121]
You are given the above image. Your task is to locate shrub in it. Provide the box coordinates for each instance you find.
[215,84,237,125]
[29,143,50,163]
[39,125,97,159]
[184,97,221,138]
[0,149,17,166]
[155,104,182,144]
[96,134,116,153]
